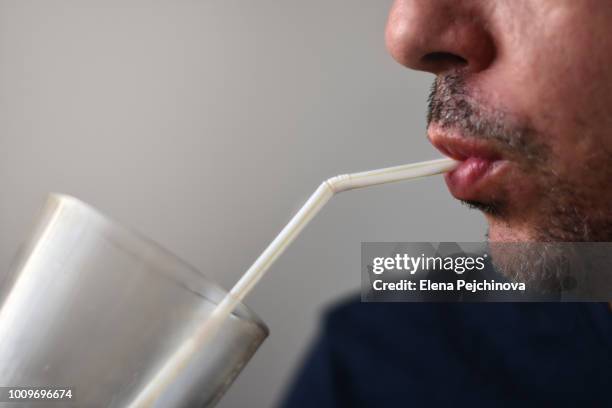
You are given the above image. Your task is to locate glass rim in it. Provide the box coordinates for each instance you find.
[47,193,269,336]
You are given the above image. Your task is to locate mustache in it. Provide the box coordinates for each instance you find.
[427,73,547,163]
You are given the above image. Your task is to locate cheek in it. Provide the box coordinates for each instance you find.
[475,37,612,178]
[479,1,612,158]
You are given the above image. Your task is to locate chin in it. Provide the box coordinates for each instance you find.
[485,218,538,243]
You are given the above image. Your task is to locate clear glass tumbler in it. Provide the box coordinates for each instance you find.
[0,194,268,408]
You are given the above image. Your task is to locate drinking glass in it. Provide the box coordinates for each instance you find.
[0,194,268,407]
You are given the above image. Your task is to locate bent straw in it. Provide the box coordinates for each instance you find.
[128,157,458,407]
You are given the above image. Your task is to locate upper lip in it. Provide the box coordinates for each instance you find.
[428,126,503,162]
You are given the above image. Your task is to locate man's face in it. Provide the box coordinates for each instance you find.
[386,0,612,243]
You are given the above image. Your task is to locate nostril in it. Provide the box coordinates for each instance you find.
[422,52,468,71]
[424,52,468,65]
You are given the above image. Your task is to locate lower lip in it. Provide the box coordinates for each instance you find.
[444,157,500,198]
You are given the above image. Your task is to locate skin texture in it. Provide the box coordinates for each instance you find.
[385,0,612,244]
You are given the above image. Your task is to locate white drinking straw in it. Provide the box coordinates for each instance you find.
[128,157,458,407]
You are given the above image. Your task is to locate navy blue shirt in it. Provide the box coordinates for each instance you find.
[280,299,611,407]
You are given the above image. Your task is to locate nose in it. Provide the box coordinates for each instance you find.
[385,0,496,74]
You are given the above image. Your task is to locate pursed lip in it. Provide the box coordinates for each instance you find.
[428,124,511,201]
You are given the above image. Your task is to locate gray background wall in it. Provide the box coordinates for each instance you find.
[0,1,485,407]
